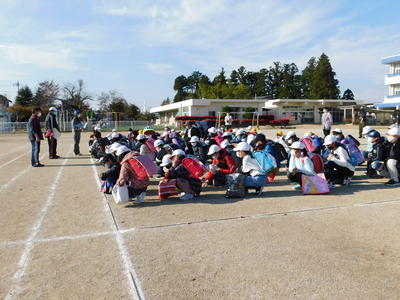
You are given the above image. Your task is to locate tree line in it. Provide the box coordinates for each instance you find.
[4,79,153,121]
[165,53,354,105]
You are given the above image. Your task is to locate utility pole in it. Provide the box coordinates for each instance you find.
[13,81,20,93]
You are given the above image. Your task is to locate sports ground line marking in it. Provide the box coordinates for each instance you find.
[0,153,46,192]
[90,158,145,300]
[2,196,400,249]
[0,151,30,169]
[4,150,71,300]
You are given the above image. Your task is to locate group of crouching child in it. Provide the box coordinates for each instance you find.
[88,122,400,204]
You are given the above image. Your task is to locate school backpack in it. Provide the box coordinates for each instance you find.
[345,135,360,147]
[253,150,276,173]
[312,136,323,148]
[344,144,365,165]
[181,156,208,179]
[146,137,157,153]
[300,137,317,153]
[309,153,324,173]
[128,155,157,180]
[225,173,245,198]
[265,140,287,167]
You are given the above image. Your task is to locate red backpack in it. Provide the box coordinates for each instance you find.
[309,153,324,173]
[181,157,208,179]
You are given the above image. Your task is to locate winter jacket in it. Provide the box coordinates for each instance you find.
[45,113,60,131]
[28,114,43,141]
[204,151,237,180]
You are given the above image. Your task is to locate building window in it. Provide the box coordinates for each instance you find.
[209,111,216,117]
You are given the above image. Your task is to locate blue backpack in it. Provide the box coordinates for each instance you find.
[253,150,276,173]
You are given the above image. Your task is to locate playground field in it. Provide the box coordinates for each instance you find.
[1,125,400,299]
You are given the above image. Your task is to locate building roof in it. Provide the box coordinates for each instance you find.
[150,98,267,113]
[264,99,359,108]
[381,54,400,65]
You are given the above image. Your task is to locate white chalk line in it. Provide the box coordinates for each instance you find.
[0,153,46,192]
[3,195,400,248]
[0,151,30,169]
[4,149,71,300]
[91,158,145,300]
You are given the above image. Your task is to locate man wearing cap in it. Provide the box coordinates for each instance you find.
[72,110,84,156]
[45,107,60,159]
[321,108,333,137]
[381,127,400,186]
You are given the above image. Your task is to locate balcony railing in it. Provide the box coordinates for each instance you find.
[386,94,400,99]
[387,72,400,77]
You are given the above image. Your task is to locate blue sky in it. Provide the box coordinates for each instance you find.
[0,0,399,109]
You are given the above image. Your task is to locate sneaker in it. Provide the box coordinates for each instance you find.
[384,179,400,186]
[328,181,336,189]
[34,163,44,167]
[291,184,301,191]
[255,187,264,195]
[342,177,352,186]
[180,193,194,200]
[136,192,146,203]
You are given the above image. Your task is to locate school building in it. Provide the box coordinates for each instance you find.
[150,98,361,126]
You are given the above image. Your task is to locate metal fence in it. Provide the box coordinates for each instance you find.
[0,120,154,134]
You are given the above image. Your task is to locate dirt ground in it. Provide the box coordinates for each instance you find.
[1,124,400,300]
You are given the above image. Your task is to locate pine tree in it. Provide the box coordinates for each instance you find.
[15,86,34,106]
[301,57,317,99]
[309,53,340,99]
[342,89,355,100]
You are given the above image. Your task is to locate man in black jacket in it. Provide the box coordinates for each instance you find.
[383,127,400,186]
[184,121,200,141]
[45,107,60,159]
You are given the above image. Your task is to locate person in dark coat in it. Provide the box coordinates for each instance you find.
[45,106,60,159]
[72,110,84,156]
[184,121,200,141]
[28,107,44,167]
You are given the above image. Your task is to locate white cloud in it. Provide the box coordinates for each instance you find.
[0,44,83,70]
[145,63,176,75]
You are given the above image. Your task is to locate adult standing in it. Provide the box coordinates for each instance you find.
[224,112,233,130]
[45,107,60,159]
[72,110,83,156]
[28,107,44,167]
[321,108,333,137]
[358,106,367,138]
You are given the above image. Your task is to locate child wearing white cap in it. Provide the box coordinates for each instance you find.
[233,142,266,195]
[381,127,400,186]
[287,141,316,190]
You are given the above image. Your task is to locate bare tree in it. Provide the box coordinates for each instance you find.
[33,80,60,107]
[61,79,92,112]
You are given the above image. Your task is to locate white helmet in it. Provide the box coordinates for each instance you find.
[323,135,337,146]
[160,154,173,167]
[49,106,57,112]
[154,140,164,147]
[236,129,244,136]
[246,134,255,144]
[233,142,251,152]
[109,143,122,153]
[136,134,146,140]
[207,144,221,155]
[220,140,230,149]
[116,146,130,156]
[388,127,400,136]
[290,141,305,150]
[208,127,217,134]
[190,136,200,143]
[222,131,232,137]
[285,131,296,140]
[111,132,119,138]
[332,128,343,134]
[171,149,186,157]
[362,126,373,135]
